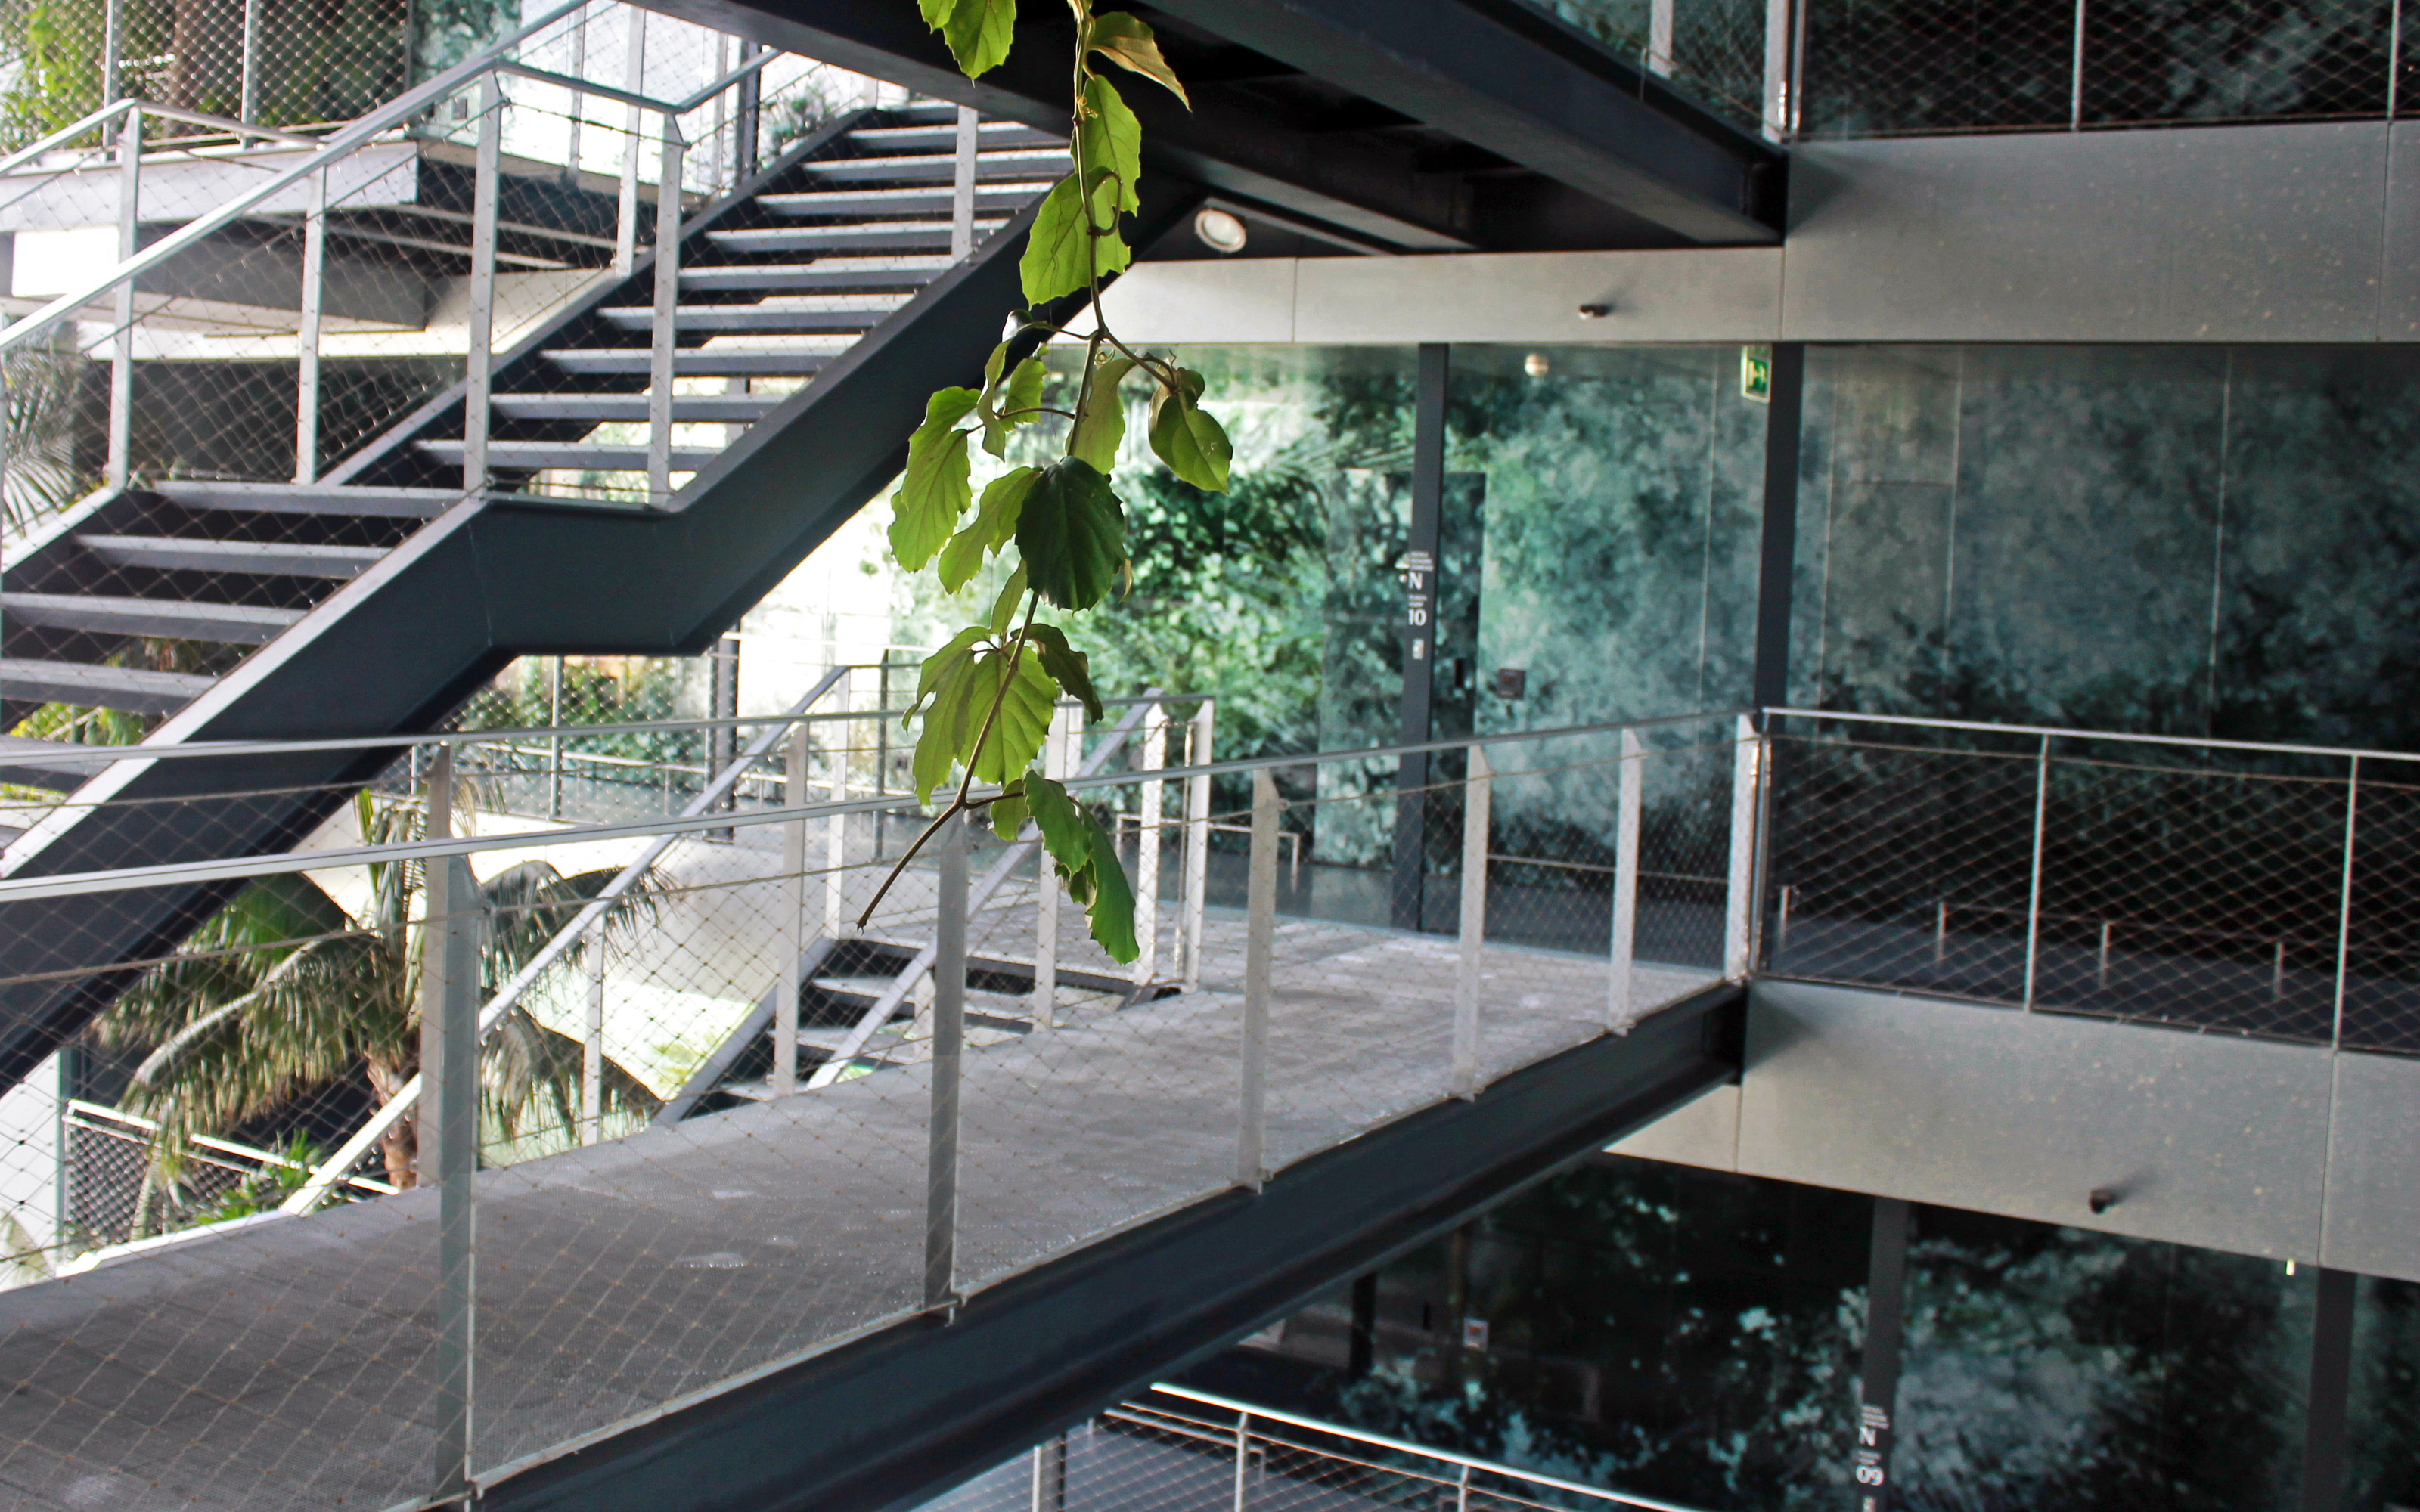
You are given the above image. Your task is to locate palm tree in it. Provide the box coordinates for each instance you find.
[92,786,662,1232]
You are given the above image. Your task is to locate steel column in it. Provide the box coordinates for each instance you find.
[290,169,329,482]
[418,745,479,1503]
[1393,344,1449,931]
[2332,758,2360,1048]
[2297,1268,2356,1512]
[778,723,808,1098]
[1854,1197,1910,1512]
[826,670,852,940]
[463,76,503,491]
[1133,702,1165,987]
[1752,345,1805,711]
[2021,735,2052,1007]
[615,12,645,274]
[926,813,966,1311]
[1723,715,1759,980]
[1453,745,1488,1096]
[1238,769,1278,1191]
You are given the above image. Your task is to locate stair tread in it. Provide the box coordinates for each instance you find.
[543,349,836,376]
[147,482,460,519]
[492,395,780,421]
[0,658,215,714]
[415,439,724,469]
[75,535,386,579]
[849,124,1061,151]
[678,264,944,292]
[800,150,1069,184]
[598,305,892,333]
[706,222,1004,253]
[2,592,303,643]
[755,185,1050,216]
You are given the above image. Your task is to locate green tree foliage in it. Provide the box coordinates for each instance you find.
[880,0,1232,960]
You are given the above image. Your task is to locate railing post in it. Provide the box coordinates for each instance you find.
[1455,1464,1472,1512]
[1181,699,1215,991]
[1723,715,1760,981]
[1238,769,1277,1191]
[646,119,685,504]
[1030,1432,1066,1512]
[417,745,478,1502]
[615,11,645,274]
[925,811,967,1311]
[1454,745,1489,1098]
[291,170,327,482]
[825,670,852,940]
[950,105,979,258]
[563,0,589,179]
[1647,0,1673,76]
[2332,756,2361,1049]
[107,105,139,488]
[101,0,122,132]
[2391,0,2406,119]
[1034,702,1072,1027]
[462,75,502,491]
[581,935,605,1144]
[777,722,808,1098]
[1133,702,1166,988]
[238,0,262,130]
[1609,729,1641,1030]
[735,42,764,182]
[1761,0,1795,141]
[2070,0,2089,129]
[545,655,564,820]
[1233,1410,1253,1512]
[2021,734,2052,1008]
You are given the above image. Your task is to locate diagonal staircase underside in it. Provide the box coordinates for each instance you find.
[0,102,1205,1090]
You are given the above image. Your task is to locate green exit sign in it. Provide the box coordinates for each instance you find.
[1741,345,1773,403]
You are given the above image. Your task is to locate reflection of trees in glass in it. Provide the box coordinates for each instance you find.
[2349,1276,2420,1512]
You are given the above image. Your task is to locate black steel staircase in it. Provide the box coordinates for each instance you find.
[0,100,1180,1090]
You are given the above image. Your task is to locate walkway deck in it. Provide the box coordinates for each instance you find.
[0,910,1716,1512]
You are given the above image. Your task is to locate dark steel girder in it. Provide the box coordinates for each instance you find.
[479,984,1747,1512]
[627,0,1780,249]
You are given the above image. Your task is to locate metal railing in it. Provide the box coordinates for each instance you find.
[1758,708,2420,1052]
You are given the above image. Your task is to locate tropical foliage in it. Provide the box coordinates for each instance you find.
[92,789,661,1225]
[879,0,1229,960]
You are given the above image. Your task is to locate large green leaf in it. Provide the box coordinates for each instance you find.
[920,0,1017,77]
[1077,75,1142,212]
[1087,11,1187,105]
[936,466,1036,593]
[1146,366,1231,492]
[1022,773,1138,961]
[909,632,1055,802]
[988,562,1029,640]
[1068,354,1134,472]
[1025,623,1103,721]
[1016,457,1127,611]
[1019,169,1131,306]
[892,387,981,568]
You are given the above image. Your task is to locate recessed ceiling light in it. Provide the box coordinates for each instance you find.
[1194,207,1249,255]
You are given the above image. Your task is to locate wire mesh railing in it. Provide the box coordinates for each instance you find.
[925,1383,1711,1512]
[0,704,1746,1509]
[1759,708,2420,1051]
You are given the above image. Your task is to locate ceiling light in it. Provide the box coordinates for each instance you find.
[1193,207,1249,255]
[1524,352,1550,378]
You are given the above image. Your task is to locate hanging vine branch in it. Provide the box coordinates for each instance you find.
[855,0,1230,962]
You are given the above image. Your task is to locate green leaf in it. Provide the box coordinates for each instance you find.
[1016,457,1128,611]
[1025,623,1103,722]
[1025,775,1138,962]
[1067,354,1134,472]
[982,357,1050,456]
[1147,366,1231,492]
[988,562,1028,640]
[1077,75,1142,213]
[1019,169,1131,307]
[936,465,1036,593]
[988,783,1029,841]
[892,387,981,568]
[909,634,1056,802]
[1087,11,1188,106]
[919,0,1017,77]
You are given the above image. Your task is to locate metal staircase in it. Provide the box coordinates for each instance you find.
[0,79,1174,1090]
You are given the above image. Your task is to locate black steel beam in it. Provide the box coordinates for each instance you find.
[1144,0,1782,244]
[629,0,1780,249]
[481,984,1745,1512]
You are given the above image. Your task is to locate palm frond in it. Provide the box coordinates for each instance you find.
[479,1005,660,1141]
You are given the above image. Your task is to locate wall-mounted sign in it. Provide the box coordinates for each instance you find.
[1741,345,1773,403]
[1398,549,1435,662]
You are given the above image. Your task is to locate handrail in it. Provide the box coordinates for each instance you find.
[0,98,319,179]
[495,44,780,125]
[0,708,1739,906]
[1766,707,2420,765]
[1141,1384,1710,1512]
[0,0,592,360]
[278,665,853,1215]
